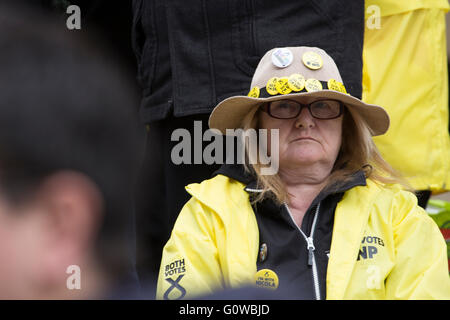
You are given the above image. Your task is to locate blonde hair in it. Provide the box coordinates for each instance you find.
[241,104,412,204]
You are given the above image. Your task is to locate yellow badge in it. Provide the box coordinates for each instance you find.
[305,78,323,92]
[248,86,260,98]
[266,77,279,95]
[302,51,323,70]
[275,78,292,95]
[327,79,347,94]
[255,269,279,290]
[287,73,305,92]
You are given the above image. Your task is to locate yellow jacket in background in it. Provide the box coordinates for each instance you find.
[156,174,450,300]
[363,0,450,192]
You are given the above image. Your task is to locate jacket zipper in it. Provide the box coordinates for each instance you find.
[245,187,322,299]
[284,202,322,300]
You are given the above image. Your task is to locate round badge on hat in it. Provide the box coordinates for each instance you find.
[248,86,260,98]
[275,78,292,95]
[327,79,347,94]
[302,51,323,70]
[305,78,323,92]
[271,48,294,68]
[266,77,279,95]
[288,73,305,92]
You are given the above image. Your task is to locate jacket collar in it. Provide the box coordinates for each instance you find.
[212,163,255,186]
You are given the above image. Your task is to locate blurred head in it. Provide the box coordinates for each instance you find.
[0,2,141,298]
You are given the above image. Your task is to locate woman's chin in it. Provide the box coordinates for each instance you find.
[284,155,322,166]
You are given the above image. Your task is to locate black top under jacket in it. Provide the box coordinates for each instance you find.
[131,0,365,123]
[214,164,366,300]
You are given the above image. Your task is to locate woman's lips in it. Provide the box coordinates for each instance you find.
[291,137,317,143]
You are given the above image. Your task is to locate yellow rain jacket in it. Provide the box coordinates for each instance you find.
[363,0,450,192]
[157,174,450,300]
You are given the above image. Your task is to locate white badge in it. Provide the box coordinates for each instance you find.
[271,48,293,68]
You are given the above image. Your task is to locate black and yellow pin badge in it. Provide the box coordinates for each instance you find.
[255,269,279,290]
[266,77,279,95]
[327,79,347,94]
[248,86,260,98]
[305,78,323,92]
[287,73,305,92]
[275,78,292,95]
[302,51,323,70]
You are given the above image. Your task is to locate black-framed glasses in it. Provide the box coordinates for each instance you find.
[261,99,344,120]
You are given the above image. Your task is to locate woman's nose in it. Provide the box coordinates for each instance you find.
[294,107,315,128]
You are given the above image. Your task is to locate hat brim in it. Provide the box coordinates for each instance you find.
[208,90,390,136]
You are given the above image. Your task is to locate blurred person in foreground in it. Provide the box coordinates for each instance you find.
[0,2,141,299]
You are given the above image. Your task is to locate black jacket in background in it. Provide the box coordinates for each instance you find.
[132,0,365,124]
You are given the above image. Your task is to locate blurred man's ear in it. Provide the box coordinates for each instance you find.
[34,170,104,295]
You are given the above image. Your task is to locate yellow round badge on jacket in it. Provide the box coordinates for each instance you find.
[305,78,323,92]
[302,51,323,70]
[266,77,279,95]
[255,269,279,290]
[275,78,292,95]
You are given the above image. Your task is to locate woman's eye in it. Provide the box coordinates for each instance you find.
[314,102,327,109]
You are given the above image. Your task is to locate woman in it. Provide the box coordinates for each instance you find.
[157,47,450,300]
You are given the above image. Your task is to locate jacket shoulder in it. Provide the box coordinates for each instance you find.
[349,179,423,223]
[363,180,442,242]
[362,179,416,204]
[185,174,249,211]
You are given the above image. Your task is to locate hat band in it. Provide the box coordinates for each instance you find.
[258,80,328,98]
[247,76,347,99]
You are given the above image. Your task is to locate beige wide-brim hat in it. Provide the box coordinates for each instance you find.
[209,46,389,136]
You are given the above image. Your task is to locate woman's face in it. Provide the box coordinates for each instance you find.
[258,99,343,171]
